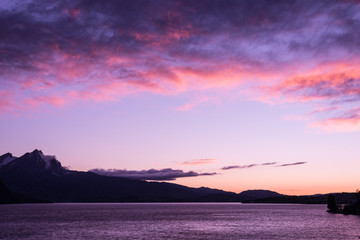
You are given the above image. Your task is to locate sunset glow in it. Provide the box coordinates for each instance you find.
[1,0,359,195]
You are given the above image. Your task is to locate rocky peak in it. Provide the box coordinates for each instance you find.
[0,150,68,176]
[0,153,17,167]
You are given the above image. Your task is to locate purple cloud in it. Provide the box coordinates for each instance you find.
[221,162,276,170]
[277,162,307,167]
[221,161,307,170]
[221,164,258,170]
[1,0,360,131]
[90,168,216,181]
[261,162,277,166]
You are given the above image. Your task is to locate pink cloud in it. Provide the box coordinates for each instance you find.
[259,61,360,131]
[2,0,360,133]
[269,62,360,102]
[68,8,80,18]
[0,91,15,113]
[308,107,360,132]
[177,96,211,112]
[181,159,216,166]
[25,96,66,107]
[310,117,360,132]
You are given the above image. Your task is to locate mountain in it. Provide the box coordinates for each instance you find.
[0,149,67,176]
[0,177,50,204]
[0,150,238,203]
[2,149,354,204]
[0,153,17,167]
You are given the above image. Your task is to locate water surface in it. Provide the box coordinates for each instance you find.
[0,203,359,239]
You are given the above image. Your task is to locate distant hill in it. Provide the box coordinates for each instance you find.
[238,190,283,202]
[0,150,238,203]
[239,192,358,205]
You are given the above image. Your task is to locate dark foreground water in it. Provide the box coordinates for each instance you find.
[0,203,359,240]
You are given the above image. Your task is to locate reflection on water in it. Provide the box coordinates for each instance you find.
[0,203,359,240]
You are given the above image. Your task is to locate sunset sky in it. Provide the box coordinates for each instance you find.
[1,0,359,195]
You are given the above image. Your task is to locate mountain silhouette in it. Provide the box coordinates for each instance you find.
[1,150,357,204]
[0,150,238,202]
[0,177,50,204]
[238,190,283,201]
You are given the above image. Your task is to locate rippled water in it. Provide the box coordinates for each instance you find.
[0,203,359,239]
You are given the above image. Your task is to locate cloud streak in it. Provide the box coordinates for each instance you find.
[221,164,258,170]
[221,161,307,170]
[221,162,277,170]
[181,158,216,165]
[277,162,307,167]
[90,168,216,181]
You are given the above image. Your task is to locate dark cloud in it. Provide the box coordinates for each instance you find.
[277,162,307,167]
[221,164,258,170]
[221,161,307,170]
[89,168,216,181]
[261,162,277,166]
[1,0,359,81]
[221,162,276,170]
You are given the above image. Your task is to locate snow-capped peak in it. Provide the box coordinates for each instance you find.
[30,149,57,169]
[0,153,17,167]
[0,150,68,176]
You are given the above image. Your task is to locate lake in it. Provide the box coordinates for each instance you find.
[0,203,359,239]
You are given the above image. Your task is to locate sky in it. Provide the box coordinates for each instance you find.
[0,0,359,195]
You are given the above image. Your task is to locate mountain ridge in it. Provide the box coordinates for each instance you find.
[0,150,357,204]
[0,177,51,204]
[0,150,239,203]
